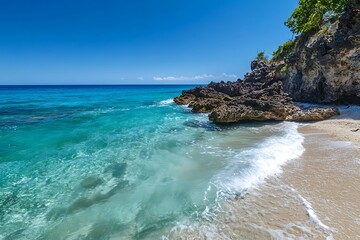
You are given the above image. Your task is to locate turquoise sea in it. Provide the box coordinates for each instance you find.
[0,85,304,239]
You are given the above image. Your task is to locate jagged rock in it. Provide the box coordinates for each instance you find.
[286,107,340,121]
[283,0,360,104]
[174,75,339,123]
[208,105,339,123]
[174,94,195,105]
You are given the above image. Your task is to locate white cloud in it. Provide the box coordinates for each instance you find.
[221,73,238,79]
[153,74,214,81]
[152,73,238,81]
[193,74,214,80]
[137,76,144,80]
[153,76,186,81]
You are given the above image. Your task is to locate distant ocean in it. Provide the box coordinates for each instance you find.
[0,85,304,239]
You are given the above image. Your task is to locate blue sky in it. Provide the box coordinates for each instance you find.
[0,0,298,85]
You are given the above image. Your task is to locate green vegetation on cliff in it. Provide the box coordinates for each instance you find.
[268,0,349,62]
[255,51,269,62]
[285,0,349,34]
[272,41,294,62]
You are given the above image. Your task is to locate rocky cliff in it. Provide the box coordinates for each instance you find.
[173,0,358,124]
[283,0,360,104]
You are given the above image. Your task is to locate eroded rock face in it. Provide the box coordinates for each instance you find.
[283,0,360,104]
[174,69,339,123]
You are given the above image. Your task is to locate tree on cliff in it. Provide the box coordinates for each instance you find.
[285,0,349,33]
[255,51,269,62]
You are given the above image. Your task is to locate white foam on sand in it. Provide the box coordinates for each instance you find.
[291,188,332,231]
[213,122,305,196]
[167,122,311,239]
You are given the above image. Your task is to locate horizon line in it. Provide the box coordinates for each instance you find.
[0,83,206,87]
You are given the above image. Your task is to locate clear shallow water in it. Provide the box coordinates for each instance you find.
[0,85,304,239]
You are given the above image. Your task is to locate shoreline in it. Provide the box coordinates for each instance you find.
[235,107,360,239]
[282,107,360,238]
[230,107,360,239]
[280,123,360,239]
[171,106,360,239]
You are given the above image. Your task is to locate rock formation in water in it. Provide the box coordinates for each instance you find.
[174,72,339,123]
[174,0,358,124]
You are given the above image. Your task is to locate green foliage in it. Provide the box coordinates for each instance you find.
[272,41,294,61]
[285,0,349,34]
[280,64,289,73]
[255,51,269,62]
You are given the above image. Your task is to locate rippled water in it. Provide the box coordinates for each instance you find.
[0,85,304,239]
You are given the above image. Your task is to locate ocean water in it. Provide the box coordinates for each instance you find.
[0,85,304,239]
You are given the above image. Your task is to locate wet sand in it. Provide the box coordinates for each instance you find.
[171,107,360,239]
[230,107,360,239]
[280,125,360,239]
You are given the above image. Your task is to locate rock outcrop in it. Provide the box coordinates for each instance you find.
[283,0,360,104]
[174,0,358,124]
[174,69,339,123]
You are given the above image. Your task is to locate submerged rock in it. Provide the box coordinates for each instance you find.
[80,176,104,189]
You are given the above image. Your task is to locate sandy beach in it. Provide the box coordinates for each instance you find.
[172,106,360,239]
[282,106,360,239]
[279,127,360,239]
[304,106,360,147]
[238,106,360,239]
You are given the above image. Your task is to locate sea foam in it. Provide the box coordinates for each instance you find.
[290,187,332,231]
[212,122,305,197]
[159,98,174,106]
